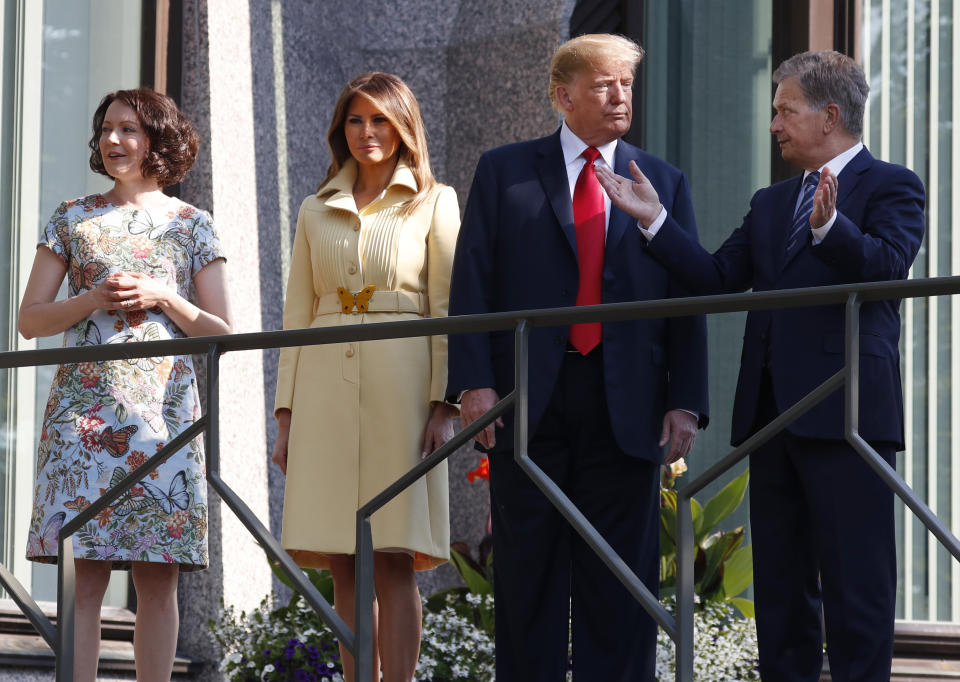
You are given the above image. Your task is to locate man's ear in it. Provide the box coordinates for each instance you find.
[556,84,574,113]
[823,103,842,135]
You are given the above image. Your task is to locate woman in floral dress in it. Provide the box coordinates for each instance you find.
[18,88,231,682]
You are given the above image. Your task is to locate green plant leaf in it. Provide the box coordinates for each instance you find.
[306,568,335,604]
[451,548,492,595]
[691,497,704,539]
[729,596,755,618]
[722,544,754,599]
[700,468,749,537]
[697,529,744,599]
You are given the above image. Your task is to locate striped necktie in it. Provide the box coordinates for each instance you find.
[785,170,821,260]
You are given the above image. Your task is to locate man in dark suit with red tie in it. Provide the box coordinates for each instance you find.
[446,33,709,681]
[597,50,925,681]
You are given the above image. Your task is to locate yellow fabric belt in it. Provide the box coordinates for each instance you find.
[313,290,427,317]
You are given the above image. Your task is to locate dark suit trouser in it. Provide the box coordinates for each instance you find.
[488,349,660,682]
[750,375,896,682]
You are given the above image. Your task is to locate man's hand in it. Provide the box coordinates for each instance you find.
[595,160,663,225]
[460,388,504,450]
[660,409,698,464]
[810,166,838,229]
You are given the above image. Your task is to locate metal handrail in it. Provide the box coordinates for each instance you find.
[0,275,957,679]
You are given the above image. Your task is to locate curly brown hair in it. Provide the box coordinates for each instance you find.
[89,88,200,187]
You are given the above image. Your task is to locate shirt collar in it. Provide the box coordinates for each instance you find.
[804,141,864,182]
[560,121,618,169]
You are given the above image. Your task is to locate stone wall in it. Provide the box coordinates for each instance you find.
[175,0,573,676]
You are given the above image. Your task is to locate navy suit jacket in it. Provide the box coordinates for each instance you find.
[647,147,925,448]
[446,130,709,463]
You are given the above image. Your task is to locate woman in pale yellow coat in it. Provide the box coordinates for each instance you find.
[270,73,459,682]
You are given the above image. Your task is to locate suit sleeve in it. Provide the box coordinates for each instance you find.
[446,153,499,400]
[274,201,315,415]
[811,167,925,281]
[647,193,756,296]
[663,171,710,427]
[426,186,461,402]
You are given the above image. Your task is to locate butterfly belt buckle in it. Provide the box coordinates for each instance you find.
[336,285,376,314]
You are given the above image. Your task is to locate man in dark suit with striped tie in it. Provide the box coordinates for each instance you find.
[597,50,925,681]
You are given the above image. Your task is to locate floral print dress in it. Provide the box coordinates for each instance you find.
[26,193,225,570]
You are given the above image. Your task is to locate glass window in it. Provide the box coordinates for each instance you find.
[863,0,960,624]
[16,0,143,606]
[643,0,773,536]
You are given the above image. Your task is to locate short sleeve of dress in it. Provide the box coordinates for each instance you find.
[40,202,72,264]
[190,209,227,275]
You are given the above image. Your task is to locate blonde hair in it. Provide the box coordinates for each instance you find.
[548,34,644,110]
[319,72,437,215]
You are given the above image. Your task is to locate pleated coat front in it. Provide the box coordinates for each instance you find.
[275,159,459,570]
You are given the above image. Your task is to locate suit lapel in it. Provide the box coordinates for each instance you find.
[835,147,873,207]
[535,130,577,255]
[604,141,633,256]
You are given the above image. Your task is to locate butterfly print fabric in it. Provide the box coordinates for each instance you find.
[27,194,225,570]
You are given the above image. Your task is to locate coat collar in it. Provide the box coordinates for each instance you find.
[318,157,419,214]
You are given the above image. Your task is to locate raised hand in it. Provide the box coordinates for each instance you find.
[810,166,838,229]
[595,160,663,226]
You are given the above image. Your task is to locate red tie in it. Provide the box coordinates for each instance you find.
[570,147,605,355]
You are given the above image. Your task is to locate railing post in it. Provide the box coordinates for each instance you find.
[844,294,861,439]
[513,319,530,457]
[676,490,694,682]
[55,538,74,681]
[354,516,375,681]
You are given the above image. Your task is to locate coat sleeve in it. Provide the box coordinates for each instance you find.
[446,152,500,400]
[274,200,316,414]
[426,186,461,402]
[647,191,757,296]
[662,171,710,427]
[811,166,925,281]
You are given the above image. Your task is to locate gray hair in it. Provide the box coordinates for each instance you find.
[773,50,869,138]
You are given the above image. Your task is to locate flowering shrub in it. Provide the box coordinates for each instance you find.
[655,598,760,680]
[211,587,495,681]
[210,596,343,681]
[418,591,496,680]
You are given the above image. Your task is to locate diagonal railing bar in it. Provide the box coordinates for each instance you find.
[54,415,207,682]
[2,277,960,677]
[353,390,517,679]
[59,417,208,539]
[207,472,354,645]
[842,295,960,563]
[680,371,845,499]
[508,319,679,637]
[674,370,845,680]
[0,562,56,647]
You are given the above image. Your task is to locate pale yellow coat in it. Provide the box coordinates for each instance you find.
[275,159,459,570]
